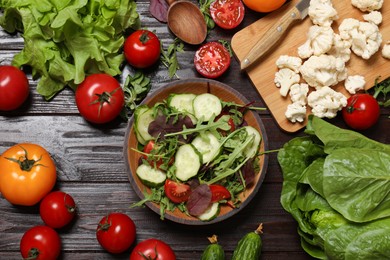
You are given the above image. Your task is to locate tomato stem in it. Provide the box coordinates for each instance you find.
[5,146,45,172]
[139,31,150,44]
[90,87,121,118]
[24,248,40,260]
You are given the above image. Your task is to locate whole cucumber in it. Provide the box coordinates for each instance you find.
[232,223,263,260]
[201,235,225,260]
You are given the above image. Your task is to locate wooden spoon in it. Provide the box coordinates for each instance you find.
[166,0,207,45]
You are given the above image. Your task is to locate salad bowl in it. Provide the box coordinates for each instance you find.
[124,78,269,225]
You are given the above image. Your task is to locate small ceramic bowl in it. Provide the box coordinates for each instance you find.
[124,78,269,225]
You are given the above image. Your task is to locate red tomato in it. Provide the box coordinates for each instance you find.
[129,238,176,260]
[39,191,76,229]
[210,0,245,29]
[194,42,231,79]
[75,74,125,124]
[96,212,136,254]
[0,65,29,111]
[20,225,61,260]
[164,179,191,204]
[342,93,380,130]
[124,30,161,69]
[210,184,231,202]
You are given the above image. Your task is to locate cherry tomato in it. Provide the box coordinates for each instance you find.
[164,179,191,204]
[39,191,76,229]
[210,0,245,29]
[142,140,162,168]
[96,212,136,254]
[242,0,286,13]
[0,65,29,111]
[124,30,161,69]
[0,143,56,206]
[20,225,61,260]
[342,93,380,130]
[75,74,125,124]
[194,42,231,79]
[210,184,231,202]
[129,238,176,260]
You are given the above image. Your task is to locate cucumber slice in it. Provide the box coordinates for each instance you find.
[136,164,166,188]
[242,126,262,158]
[133,105,148,144]
[134,107,155,145]
[168,93,198,124]
[193,93,222,122]
[174,144,202,181]
[192,131,221,164]
[198,202,220,221]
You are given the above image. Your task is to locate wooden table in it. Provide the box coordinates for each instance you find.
[0,1,389,259]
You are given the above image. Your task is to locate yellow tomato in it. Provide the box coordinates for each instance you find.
[0,143,56,206]
[242,0,287,13]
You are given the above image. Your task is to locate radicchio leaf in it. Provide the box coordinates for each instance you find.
[148,114,195,142]
[149,0,169,23]
[240,158,256,187]
[186,184,212,216]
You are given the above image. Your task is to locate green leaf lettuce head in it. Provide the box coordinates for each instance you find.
[0,0,140,100]
[278,115,390,259]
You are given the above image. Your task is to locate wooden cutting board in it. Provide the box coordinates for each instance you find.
[232,0,390,133]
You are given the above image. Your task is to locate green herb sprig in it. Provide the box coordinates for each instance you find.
[160,38,184,78]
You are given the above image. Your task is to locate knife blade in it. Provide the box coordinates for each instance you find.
[240,0,310,70]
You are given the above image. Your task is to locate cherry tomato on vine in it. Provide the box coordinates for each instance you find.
[20,225,61,260]
[210,184,231,202]
[210,0,245,29]
[40,191,76,229]
[342,93,380,130]
[194,42,231,79]
[129,238,176,260]
[0,65,29,111]
[124,30,161,69]
[75,74,125,124]
[0,143,56,206]
[96,212,136,254]
[164,179,191,204]
[242,0,286,13]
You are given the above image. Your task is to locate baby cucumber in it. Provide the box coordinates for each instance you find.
[232,223,263,260]
[201,235,225,260]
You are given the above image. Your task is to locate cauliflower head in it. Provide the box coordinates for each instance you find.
[289,83,309,105]
[308,0,338,27]
[363,11,383,25]
[327,34,352,62]
[351,0,383,12]
[298,25,334,59]
[344,75,366,94]
[300,54,347,88]
[308,86,347,118]
[274,68,300,97]
[382,41,390,59]
[276,55,302,73]
[285,102,307,123]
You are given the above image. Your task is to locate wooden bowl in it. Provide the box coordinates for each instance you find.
[124,78,269,225]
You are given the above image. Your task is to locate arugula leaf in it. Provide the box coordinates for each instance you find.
[373,76,390,107]
[198,0,215,31]
[160,38,184,78]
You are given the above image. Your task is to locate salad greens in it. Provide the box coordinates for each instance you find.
[278,115,390,259]
[0,0,140,100]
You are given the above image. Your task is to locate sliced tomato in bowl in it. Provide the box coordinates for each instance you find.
[210,184,231,202]
[210,0,245,29]
[194,42,231,79]
[164,179,191,204]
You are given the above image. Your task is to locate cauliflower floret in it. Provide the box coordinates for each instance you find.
[298,25,334,59]
[308,0,338,27]
[307,86,348,118]
[275,55,302,73]
[274,68,300,97]
[327,34,352,62]
[363,11,382,25]
[300,54,347,88]
[285,102,307,123]
[351,0,383,12]
[339,18,382,59]
[289,83,309,105]
[344,75,366,94]
[382,41,390,59]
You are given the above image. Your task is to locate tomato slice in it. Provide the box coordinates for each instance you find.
[164,180,191,204]
[210,0,245,29]
[194,42,231,79]
[210,184,231,202]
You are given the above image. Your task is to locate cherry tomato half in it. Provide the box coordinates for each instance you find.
[194,42,231,79]
[242,0,286,13]
[210,0,245,29]
[342,93,380,130]
[164,179,191,204]
[96,212,136,254]
[20,225,61,260]
[210,184,231,202]
[124,30,161,69]
[0,65,29,111]
[75,74,125,124]
[129,238,176,260]
[0,143,56,206]
[40,191,76,229]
